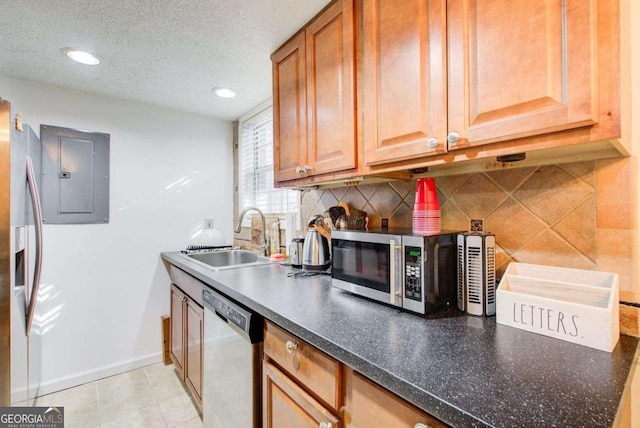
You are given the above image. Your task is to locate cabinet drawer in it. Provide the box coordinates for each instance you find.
[345,368,447,428]
[169,265,203,306]
[263,361,340,428]
[264,321,340,411]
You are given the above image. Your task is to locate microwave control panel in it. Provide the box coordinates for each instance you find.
[404,246,423,302]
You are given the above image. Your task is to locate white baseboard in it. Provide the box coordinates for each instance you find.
[35,352,163,397]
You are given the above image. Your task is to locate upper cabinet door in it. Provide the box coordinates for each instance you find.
[447,0,598,150]
[306,0,357,176]
[273,32,307,182]
[362,0,447,166]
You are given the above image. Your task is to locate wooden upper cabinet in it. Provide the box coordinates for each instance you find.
[306,0,356,176]
[447,0,600,150]
[272,0,356,183]
[273,31,307,182]
[274,0,620,180]
[362,0,447,166]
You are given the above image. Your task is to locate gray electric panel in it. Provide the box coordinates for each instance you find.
[40,125,110,224]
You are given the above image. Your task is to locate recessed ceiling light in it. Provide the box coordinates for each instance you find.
[212,87,236,98]
[61,48,101,66]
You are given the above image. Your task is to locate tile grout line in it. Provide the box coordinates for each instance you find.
[144,365,171,428]
[556,162,597,189]
[94,380,100,424]
[546,194,598,263]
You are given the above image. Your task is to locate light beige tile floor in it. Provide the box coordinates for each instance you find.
[24,363,202,428]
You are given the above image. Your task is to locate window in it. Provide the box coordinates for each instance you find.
[238,103,298,215]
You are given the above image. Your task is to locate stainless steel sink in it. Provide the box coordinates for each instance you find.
[184,249,272,271]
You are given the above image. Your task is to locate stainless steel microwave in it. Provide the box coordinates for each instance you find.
[331,229,460,315]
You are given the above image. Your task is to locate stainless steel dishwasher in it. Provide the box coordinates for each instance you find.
[202,288,263,427]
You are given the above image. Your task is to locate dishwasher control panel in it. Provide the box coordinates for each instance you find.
[203,288,263,343]
[213,297,247,331]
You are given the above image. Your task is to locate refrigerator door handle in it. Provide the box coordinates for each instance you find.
[25,155,43,335]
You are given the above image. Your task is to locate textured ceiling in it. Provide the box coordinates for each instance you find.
[0,0,330,120]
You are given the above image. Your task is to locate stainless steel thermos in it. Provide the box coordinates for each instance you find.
[289,237,305,268]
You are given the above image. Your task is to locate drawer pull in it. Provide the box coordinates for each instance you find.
[447,131,461,146]
[286,340,298,354]
[427,137,439,149]
[414,423,431,428]
[295,165,312,174]
[319,423,333,428]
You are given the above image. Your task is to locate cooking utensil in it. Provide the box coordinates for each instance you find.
[308,214,324,227]
[348,207,367,230]
[338,201,350,216]
[314,220,332,242]
[328,206,346,226]
[323,210,335,230]
[336,215,348,230]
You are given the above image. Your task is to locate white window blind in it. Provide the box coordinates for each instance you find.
[238,105,298,214]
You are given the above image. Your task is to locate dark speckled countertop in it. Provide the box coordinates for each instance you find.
[161,252,639,428]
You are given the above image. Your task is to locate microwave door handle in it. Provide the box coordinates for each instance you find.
[25,156,43,335]
[433,242,440,298]
[389,239,402,306]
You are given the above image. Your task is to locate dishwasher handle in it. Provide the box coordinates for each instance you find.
[214,310,228,323]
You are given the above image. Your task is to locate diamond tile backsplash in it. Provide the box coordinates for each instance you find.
[300,159,635,289]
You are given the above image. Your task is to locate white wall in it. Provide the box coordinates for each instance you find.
[0,76,233,394]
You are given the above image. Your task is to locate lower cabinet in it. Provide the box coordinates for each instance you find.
[264,321,340,411]
[263,320,447,428]
[170,283,203,411]
[263,361,341,428]
[170,285,186,378]
[184,297,203,405]
[263,321,340,427]
[344,367,446,428]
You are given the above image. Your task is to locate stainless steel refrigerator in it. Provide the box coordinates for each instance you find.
[0,98,43,406]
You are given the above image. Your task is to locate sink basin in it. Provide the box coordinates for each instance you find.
[184,249,272,271]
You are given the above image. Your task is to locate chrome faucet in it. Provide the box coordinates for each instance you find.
[235,206,268,256]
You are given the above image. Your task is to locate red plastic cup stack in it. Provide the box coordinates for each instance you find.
[413,178,441,235]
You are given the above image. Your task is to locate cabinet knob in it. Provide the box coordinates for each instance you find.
[447,131,461,146]
[180,296,186,302]
[427,137,439,149]
[285,340,298,354]
[319,423,333,428]
[296,166,304,174]
[302,165,312,173]
[414,423,431,428]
